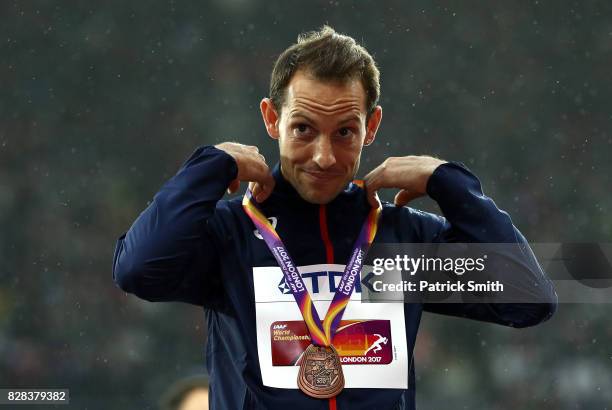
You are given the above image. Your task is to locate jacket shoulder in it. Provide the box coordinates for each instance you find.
[380,201,447,242]
[205,196,250,240]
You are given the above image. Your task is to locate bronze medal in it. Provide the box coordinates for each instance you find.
[297,344,344,399]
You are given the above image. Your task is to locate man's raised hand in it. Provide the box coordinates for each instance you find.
[215,142,275,202]
[364,156,447,208]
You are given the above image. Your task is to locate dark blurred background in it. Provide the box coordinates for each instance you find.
[1,1,611,409]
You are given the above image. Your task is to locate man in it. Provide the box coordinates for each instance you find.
[112,26,556,410]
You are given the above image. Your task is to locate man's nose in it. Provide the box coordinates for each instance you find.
[312,135,336,169]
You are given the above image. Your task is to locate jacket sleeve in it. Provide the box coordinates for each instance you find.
[112,145,238,307]
[410,162,557,328]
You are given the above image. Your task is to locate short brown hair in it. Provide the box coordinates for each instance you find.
[269,25,380,117]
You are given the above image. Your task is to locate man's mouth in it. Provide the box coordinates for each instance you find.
[301,169,343,181]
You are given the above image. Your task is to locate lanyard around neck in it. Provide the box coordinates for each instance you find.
[242,183,381,346]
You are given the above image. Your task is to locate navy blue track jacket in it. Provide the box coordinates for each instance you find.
[112,146,557,410]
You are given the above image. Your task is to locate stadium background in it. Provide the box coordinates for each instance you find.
[1,1,611,408]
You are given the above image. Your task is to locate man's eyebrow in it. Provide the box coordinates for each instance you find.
[288,112,316,124]
[288,112,361,126]
[337,115,361,126]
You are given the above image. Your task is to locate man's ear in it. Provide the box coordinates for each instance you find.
[260,98,280,139]
[364,105,382,146]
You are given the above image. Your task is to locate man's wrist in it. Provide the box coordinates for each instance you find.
[425,161,474,200]
[420,159,448,195]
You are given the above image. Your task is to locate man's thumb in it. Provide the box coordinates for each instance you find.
[393,189,418,207]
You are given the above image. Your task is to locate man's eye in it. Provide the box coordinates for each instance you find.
[337,127,354,138]
[294,124,314,137]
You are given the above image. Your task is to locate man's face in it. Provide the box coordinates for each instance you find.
[261,70,382,204]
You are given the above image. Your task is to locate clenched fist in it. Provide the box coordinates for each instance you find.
[215,142,275,202]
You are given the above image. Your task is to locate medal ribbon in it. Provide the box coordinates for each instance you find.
[242,181,381,347]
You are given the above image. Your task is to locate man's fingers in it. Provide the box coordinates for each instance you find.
[250,160,274,202]
[248,173,275,203]
[363,166,380,187]
[364,165,385,208]
[366,187,379,208]
[253,172,275,202]
[227,179,240,194]
[393,190,410,207]
[250,181,260,198]
[364,159,392,194]
[256,174,275,202]
[393,189,420,207]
